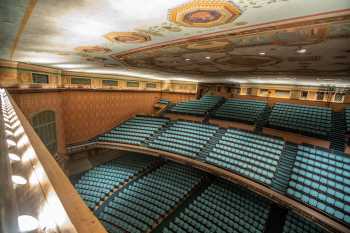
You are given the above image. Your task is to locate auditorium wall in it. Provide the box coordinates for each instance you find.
[11,90,168,147]
[197,83,350,111]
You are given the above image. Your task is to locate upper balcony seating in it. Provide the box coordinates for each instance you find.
[148,121,219,159]
[346,107,350,132]
[269,103,332,138]
[286,145,350,224]
[213,99,268,124]
[168,95,223,116]
[283,211,329,233]
[163,179,271,233]
[207,128,285,186]
[74,155,156,209]
[97,162,205,233]
[98,116,169,145]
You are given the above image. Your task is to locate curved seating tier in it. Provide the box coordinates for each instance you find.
[163,179,271,233]
[207,128,285,186]
[269,103,332,137]
[149,121,219,159]
[96,116,350,226]
[98,116,169,145]
[283,211,329,233]
[213,99,267,123]
[286,146,350,224]
[168,95,223,116]
[97,162,206,233]
[346,107,350,132]
[74,154,157,209]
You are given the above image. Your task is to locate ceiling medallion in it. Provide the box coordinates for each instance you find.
[168,0,242,28]
[74,46,111,53]
[104,32,151,43]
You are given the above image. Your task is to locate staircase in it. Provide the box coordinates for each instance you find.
[152,176,214,233]
[200,128,226,160]
[255,106,271,133]
[204,97,226,123]
[264,204,288,233]
[143,121,173,147]
[158,103,174,117]
[329,111,346,152]
[271,143,298,194]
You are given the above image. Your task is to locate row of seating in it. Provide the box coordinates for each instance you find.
[96,116,350,225]
[269,103,332,137]
[345,107,350,132]
[97,162,205,233]
[158,99,170,105]
[213,99,267,123]
[163,179,271,233]
[207,128,284,186]
[74,154,156,209]
[168,95,223,116]
[286,145,350,224]
[283,211,329,233]
[149,121,219,159]
[98,116,169,145]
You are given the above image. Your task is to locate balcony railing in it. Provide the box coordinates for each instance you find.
[0,88,106,233]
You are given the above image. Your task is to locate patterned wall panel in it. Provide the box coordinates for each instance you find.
[160,92,196,103]
[12,92,67,155]
[12,90,174,147]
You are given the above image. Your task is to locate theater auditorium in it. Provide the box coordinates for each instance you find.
[1,0,350,233]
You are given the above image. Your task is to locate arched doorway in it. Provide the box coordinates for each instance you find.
[31,110,57,154]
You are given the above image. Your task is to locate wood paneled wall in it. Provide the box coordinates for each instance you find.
[160,92,196,103]
[11,90,196,155]
[12,92,67,155]
[62,91,159,144]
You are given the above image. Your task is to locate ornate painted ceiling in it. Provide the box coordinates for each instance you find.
[1,0,350,85]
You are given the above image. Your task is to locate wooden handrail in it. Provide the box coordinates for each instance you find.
[5,90,107,233]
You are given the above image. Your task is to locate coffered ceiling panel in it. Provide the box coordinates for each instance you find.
[1,0,350,85]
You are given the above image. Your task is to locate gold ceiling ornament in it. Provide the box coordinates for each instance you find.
[168,0,242,28]
[104,32,151,43]
[74,46,111,53]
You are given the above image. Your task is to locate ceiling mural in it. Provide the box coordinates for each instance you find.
[168,0,242,28]
[0,0,350,85]
[112,23,350,76]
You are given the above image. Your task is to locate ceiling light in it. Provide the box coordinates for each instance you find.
[9,153,21,161]
[205,56,211,60]
[7,139,16,147]
[259,52,266,56]
[12,175,27,185]
[296,48,307,54]
[18,215,39,232]
[185,58,191,61]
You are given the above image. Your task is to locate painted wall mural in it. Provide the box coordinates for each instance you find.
[0,0,350,85]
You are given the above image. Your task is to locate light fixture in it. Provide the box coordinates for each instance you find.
[9,153,21,161]
[205,56,211,60]
[18,215,39,232]
[7,139,16,147]
[259,52,266,56]
[185,58,191,61]
[296,48,307,54]
[12,175,27,185]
